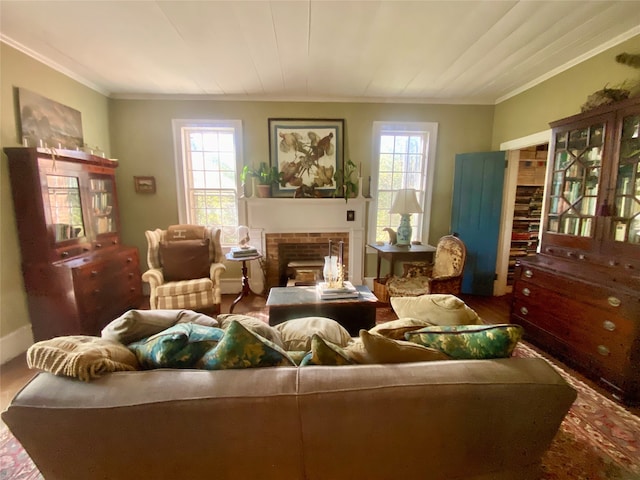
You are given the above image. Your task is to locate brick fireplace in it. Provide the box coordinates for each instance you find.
[265,232,349,289]
[242,197,368,293]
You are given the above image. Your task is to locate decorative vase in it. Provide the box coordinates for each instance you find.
[323,255,339,286]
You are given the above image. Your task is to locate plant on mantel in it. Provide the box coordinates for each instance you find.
[241,162,281,198]
[333,158,359,202]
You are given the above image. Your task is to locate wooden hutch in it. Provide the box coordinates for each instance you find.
[5,147,142,341]
[511,96,640,405]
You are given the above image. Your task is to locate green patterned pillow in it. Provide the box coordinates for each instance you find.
[404,324,524,360]
[198,320,295,370]
[128,323,224,369]
[310,334,352,366]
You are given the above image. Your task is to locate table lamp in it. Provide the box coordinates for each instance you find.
[390,188,422,246]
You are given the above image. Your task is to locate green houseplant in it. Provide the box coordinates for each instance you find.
[333,158,359,202]
[241,162,281,198]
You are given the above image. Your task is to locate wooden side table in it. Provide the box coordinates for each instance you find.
[225,252,264,313]
[367,243,436,279]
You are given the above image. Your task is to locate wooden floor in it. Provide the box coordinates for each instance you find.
[2,292,637,417]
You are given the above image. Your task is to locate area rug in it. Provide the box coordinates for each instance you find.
[1,310,639,480]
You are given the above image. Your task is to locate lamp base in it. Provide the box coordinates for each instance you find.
[396,214,412,246]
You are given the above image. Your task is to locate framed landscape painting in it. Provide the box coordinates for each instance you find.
[268,118,344,197]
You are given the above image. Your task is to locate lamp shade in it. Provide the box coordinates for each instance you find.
[390,189,422,215]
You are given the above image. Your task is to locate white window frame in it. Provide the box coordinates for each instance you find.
[172,119,245,247]
[368,121,438,245]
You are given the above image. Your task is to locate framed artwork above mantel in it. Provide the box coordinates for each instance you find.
[268,118,344,198]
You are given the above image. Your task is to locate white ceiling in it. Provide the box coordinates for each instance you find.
[2,1,640,104]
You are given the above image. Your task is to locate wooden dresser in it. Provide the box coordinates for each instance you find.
[5,147,143,341]
[511,97,640,405]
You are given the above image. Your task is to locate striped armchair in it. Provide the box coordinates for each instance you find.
[141,225,226,315]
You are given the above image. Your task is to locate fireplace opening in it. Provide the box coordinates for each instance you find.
[264,232,349,289]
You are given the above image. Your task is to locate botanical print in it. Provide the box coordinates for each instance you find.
[269,119,344,197]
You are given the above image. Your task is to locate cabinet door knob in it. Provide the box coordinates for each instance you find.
[597,345,610,356]
[602,320,616,332]
[61,251,69,258]
[126,257,133,263]
[607,297,621,307]
[520,306,529,316]
[522,287,531,296]
[95,243,102,248]
[524,269,533,278]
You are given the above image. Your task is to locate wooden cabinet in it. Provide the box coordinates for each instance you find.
[5,147,142,341]
[511,97,640,405]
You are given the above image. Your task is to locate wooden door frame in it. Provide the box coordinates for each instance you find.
[495,130,551,296]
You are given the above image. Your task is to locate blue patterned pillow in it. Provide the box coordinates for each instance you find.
[405,324,524,360]
[198,320,295,370]
[128,323,224,369]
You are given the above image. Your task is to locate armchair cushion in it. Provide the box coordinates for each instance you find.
[159,238,210,281]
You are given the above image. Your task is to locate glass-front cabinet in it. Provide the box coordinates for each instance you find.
[5,147,140,341]
[541,97,640,267]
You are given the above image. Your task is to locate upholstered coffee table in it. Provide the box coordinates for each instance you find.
[266,285,378,336]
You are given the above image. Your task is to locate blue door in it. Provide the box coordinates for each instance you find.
[451,151,506,296]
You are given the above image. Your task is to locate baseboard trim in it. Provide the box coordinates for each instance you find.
[0,324,33,365]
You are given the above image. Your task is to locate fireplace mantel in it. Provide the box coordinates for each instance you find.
[241,197,369,292]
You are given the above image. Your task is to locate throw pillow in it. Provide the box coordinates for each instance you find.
[308,334,352,366]
[274,317,352,351]
[102,309,219,344]
[159,238,210,282]
[216,314,284,348]
[405,324,524,360]
[166,224,205,241]
[27,336,140,382]
[390,294,481,326]
[359,330,451,364]
[369,317,434,340]
[199,320,295,370]
[128,323,224,369]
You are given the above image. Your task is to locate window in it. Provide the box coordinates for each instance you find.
[369,122,438,244]
[172,119,244,246]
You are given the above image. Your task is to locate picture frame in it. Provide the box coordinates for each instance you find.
[17,87,84,149]
[268,118,344,198]
[134,176,156,194]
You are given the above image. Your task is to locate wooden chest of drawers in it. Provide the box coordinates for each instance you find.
[511,256,640,404]
[23,246,143,341]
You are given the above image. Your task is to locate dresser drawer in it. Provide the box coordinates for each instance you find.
[512,283,633,372]
[515,264,638,318]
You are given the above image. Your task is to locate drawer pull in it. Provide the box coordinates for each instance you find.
[524,269,533,278]
[522,287,531,297]
[95,243,102,249]
[520,306,528,316]
[597,345,610,356]
[607,297,621,307]
[61,251,69,258]
[90,270,98,277]
[92,289,101,295]
[126,257,133,263]
[602,320,616,332]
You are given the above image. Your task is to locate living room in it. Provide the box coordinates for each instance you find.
[2,2,639,363]
[1,2,640,478]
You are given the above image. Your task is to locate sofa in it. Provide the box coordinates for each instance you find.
[2,296,577,480]
[3,357,576,480]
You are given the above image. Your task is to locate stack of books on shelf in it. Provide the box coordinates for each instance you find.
[230,246,259,258]
[316,281,359,300]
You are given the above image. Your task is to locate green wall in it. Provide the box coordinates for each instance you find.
[1,43,110,339]
[109,99,495,267]
[492,34,640,147]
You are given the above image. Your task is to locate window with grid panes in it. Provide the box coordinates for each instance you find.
[369,122,438,244]
[172,120,244,246]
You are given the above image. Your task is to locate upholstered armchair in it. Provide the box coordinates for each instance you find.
[142,225,226,315]
[386,235,467,298]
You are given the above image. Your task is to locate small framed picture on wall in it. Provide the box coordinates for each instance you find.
[134,176,156,194]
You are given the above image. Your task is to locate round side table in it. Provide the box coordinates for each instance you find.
[225,252,264,313]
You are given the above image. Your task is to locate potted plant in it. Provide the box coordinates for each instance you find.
[241,162,281,198]
[333,158,359,202]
